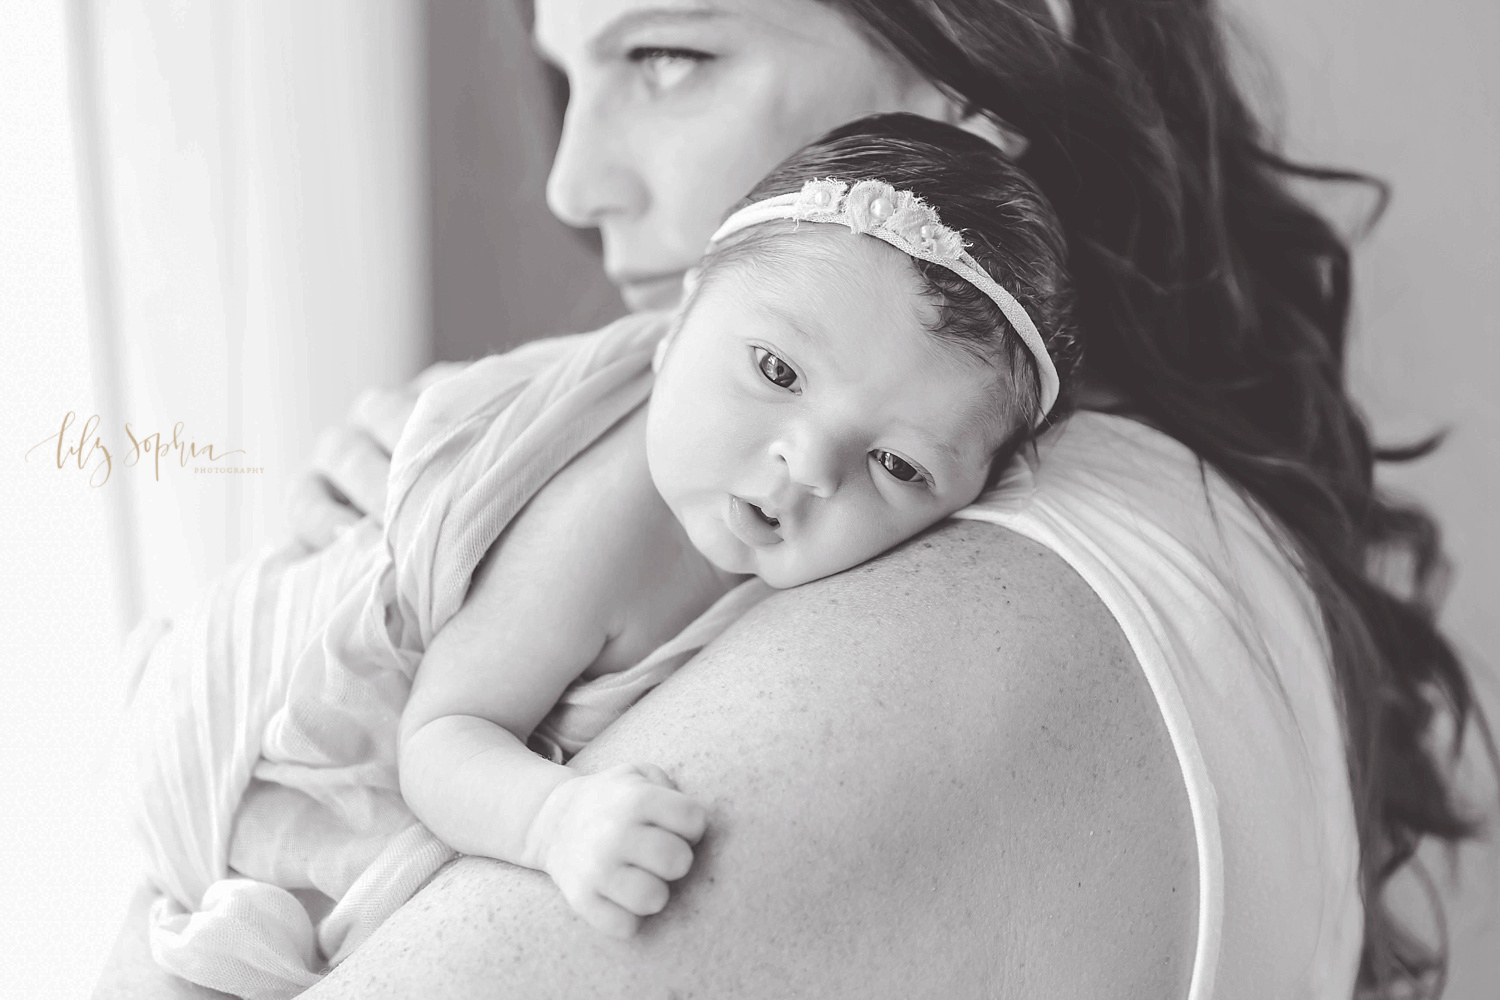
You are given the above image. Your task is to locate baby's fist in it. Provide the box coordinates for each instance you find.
[529,763,707,938]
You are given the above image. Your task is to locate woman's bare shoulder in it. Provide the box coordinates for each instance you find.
[303,518,1199,999]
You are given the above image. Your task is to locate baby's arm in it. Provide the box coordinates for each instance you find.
[398,425,707,938]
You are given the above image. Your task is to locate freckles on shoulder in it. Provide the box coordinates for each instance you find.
[804,517,1084,621]
[746,516,1165,753]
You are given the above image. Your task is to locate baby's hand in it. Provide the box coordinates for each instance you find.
[527,763,707,939]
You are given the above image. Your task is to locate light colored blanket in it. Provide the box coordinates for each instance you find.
[122,312,771,1000]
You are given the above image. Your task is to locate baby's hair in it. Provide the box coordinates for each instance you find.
[694,113,1081,460]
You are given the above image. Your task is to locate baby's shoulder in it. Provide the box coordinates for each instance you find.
[509,403,661,549]
[464,405,708,660]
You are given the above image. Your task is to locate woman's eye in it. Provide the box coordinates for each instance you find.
[628,47,708,92]
[755,348,798,390]
[874,450,926,484]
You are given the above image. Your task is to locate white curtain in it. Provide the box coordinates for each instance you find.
[0,5,426,994]
[73,0,429,625]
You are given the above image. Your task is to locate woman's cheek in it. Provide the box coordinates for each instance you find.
[647,114,766,260]
[674,102,796,235]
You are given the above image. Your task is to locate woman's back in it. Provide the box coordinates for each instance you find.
[958,411,1363,998]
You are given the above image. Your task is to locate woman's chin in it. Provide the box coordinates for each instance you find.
[619,274,686,312]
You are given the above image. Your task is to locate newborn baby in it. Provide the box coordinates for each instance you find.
[128,113,1078,999]
[400,115,1077,937]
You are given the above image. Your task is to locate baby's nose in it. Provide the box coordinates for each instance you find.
[771,431,846,500]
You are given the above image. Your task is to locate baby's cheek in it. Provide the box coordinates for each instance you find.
[796,514,902,584]
[649,390,720,483]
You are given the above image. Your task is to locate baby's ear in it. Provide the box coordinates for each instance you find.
[681,266,703,300]
[652,327,676,374]
[655,266,702,372]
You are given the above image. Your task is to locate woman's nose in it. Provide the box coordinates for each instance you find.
[545,87,647,230]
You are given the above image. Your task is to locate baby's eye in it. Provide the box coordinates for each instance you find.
[628,47,708,92]
[873,450,927,485]
[754,348,798,390]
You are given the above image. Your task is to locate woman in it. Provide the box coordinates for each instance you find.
[98,1,1482,997]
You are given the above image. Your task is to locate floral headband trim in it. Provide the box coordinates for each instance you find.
[709,178,1060,423]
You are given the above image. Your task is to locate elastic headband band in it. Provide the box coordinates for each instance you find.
[709,178,1060,423]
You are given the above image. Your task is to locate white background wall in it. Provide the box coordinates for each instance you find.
[1224,0,1499,689]
[1222,0,1500,994]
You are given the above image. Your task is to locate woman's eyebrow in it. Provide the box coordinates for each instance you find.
[534,8,731,66]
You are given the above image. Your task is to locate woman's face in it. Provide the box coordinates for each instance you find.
[646,231,1005,589]
[533,0,955,311]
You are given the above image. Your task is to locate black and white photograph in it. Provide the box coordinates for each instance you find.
[2,1,1497,997]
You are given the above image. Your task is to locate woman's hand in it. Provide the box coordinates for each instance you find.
[290,362,468,550]
[526,763,708,939]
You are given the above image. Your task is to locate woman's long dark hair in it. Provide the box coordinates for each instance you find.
[822,1,1488,995]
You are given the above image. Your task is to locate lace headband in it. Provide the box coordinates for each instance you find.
[709,178,1060,422]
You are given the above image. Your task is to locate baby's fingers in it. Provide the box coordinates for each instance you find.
[631,762,676,789]
[575,893,642,940]
[623,826,696,882]
[638,786,709,844]
[600,865,671,918]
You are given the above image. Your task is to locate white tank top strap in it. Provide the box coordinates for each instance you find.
[952,411,1363,1000]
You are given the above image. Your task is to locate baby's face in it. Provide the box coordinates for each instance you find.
[646,232,1009,589]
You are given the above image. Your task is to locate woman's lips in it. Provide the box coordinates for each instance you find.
[726,495,783,548]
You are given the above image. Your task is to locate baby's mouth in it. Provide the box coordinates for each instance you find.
[748,503,779,529]
[726,495,784,548]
